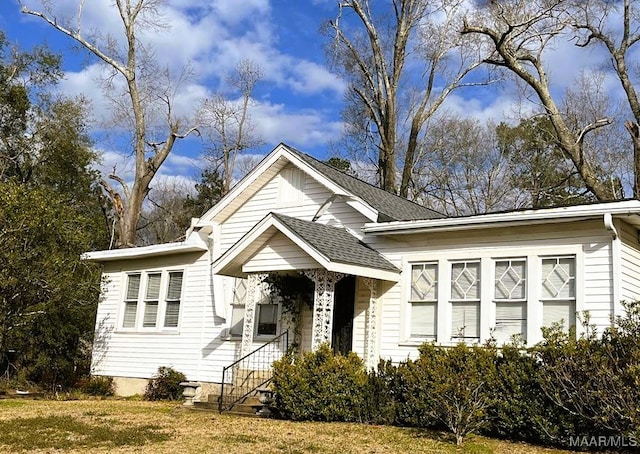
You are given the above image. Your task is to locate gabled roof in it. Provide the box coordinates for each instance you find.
[284,145,443,222]
[213,212,400,282]
[200,143,443,224]
[271,213,398,273]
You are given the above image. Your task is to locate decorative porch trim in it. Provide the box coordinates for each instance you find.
[302,269,345,350]
[362,277,379,369]
[241,273,268,357]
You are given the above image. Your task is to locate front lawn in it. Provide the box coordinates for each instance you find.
[0,399,577,453]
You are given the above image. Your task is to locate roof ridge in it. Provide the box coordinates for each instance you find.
[281,143,444,221]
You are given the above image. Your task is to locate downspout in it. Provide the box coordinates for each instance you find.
[604,213,622,319]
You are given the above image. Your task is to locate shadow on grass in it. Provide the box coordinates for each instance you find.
[0,415,171,452]
[404,428,494,454]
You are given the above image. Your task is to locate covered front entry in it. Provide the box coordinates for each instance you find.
[212,212,400,368]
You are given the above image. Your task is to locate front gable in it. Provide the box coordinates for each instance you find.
[200,144,378,227]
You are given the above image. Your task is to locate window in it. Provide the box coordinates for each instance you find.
[494,259,527,344]
[229,278,247,337]
[123,274,141,328]
[409,263,438,339]
[164,271,183,328]
[120,270,184,331]
[143,273,161,328]
[451,261,480,339]
[256,304,278,336]
[541,256,576,331]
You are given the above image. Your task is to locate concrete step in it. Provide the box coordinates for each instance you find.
[202,392,274,417]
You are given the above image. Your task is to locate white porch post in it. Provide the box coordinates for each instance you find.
[240,273,268,357]
[302,269,345,350]
[362,277,379,369]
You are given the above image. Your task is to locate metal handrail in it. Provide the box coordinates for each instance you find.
[219,330,289,413]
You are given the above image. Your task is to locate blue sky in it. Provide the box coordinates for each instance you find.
[0,0,352,183]
[0,0,629,188]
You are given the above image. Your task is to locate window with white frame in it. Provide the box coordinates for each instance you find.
[494,259,527,344]
[409,263,438,339]
[451,261,481,340]
[123,273,141,328]
[164,271,183,328]
[143,273,161,328]
[541,256,576,331]
[120,270,184,331]
[229,278,247,337]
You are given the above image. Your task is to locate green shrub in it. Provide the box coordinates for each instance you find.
[534,302,640,444]
[77,375,114,397]
[272,344,370,422]
[143,367,186,401]
[485,343,575,446]
[415,343,498,445]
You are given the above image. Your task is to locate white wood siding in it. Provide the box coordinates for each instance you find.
[243,232,320,272]
[219,166,334,254]
[620,220,640,303]
[92,252,238,383]
[371,220,614,363]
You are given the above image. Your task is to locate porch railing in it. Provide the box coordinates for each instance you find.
[219,330,289,413]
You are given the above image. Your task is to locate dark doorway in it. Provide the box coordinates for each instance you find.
[332,275,356,355]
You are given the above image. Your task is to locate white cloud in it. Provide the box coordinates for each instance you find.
[252,101,343,147]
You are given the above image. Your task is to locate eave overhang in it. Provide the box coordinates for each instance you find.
[362,200,640,235]
[81,242,208,263]
[213,212,400,282]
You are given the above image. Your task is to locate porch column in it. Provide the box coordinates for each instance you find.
[302,269,345,350]
[362,277,379,369]
[241,273,268,357]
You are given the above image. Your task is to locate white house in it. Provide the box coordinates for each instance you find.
[83,143,640,399]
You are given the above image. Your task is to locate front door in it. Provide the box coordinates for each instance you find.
[332,275,355,355]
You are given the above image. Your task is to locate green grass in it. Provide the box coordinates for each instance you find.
[0,414,170,451]
[0,399,578,453]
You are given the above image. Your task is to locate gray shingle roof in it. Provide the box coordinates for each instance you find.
[272,213,399,273]
[282,144,444,222]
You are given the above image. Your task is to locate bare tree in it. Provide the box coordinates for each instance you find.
[197,60,263,195]
[21,0,198,247]
[413,116,524,215]
[138,178,195,245]
[461,0,616,201]
[328,0,485,196]
[569,0,640,196]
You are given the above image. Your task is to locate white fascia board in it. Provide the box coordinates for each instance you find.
[326,262,399,282]
[82,242,208,262]
[213,213,333,274]
[362,200,640,235]
[213,213,399,281]
[212,213,278,274]
[200,144,289,222]
[285,153,379,223]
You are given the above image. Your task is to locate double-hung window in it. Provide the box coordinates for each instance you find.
[494,259,527,343]
[123,273,141,328]
[409,263,438,339]
[120,270,184,331]
[143,273,161,328]
[164,271,183,328]
[451,261,481,340]
[541,256,576,331]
